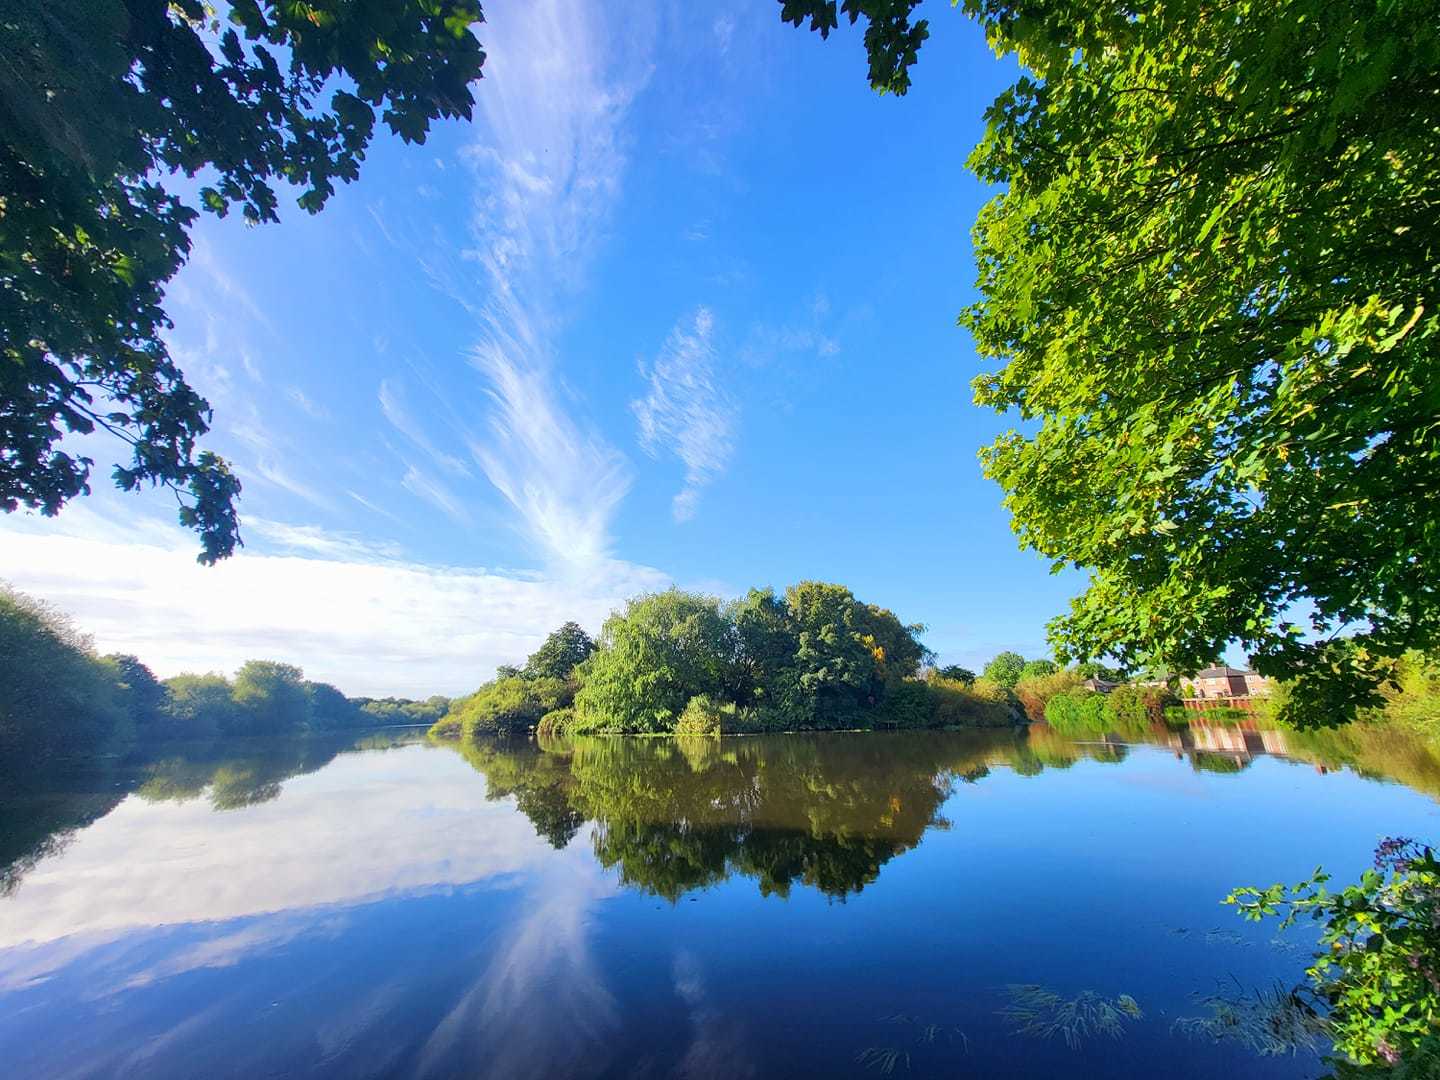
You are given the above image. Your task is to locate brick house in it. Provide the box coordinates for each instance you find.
[1181,665,1271,699]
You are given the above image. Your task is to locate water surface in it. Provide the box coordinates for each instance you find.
[2,725,1437,1078]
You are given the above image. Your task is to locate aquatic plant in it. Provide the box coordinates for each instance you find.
[1228,837,1440,1069]
[999,985,1143,1049]
[856,1046,910,1074]
[1171,980,1328,1058]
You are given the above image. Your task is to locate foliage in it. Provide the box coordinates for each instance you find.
[999,984,1143,1049]
[535,707,575,740]
[1,0,485,559]
[675,695,725,737]
[951,0,1440,726]
[0,583,126,764]
[305,681,361,730]
[573,590,738,734]
[1375,653,1440,733]
[1105,684,1177,734]
[1228,838,1440,1069]
[983,651,1026,690]
[1077,660,1128,683]
[783,581,930,728]
[354,695,450,727]
[161,673,237,738]
[926,674,1016,728]
[1019,659,1057,680]
[523,622,596,681]
[438,675,570,738]
[231,660,310,734]
[936,664,976,685]
[1014,668,1082,723]
[1172,980,1330,1058]
[777,0,928,95]
[1043,687,1110,735]
[104,653,167,734]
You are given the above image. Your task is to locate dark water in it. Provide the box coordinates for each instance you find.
[1,723,1438,1079]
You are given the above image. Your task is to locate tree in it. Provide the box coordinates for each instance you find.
[729,587,804,719]
[231,660,309,733]
[523,622,596,681]
[983,651,1026,690]
[1,0,485,561]
[936,665,976,685]
[0,583,126,764]
[306,681,360,730]
[1019,659,1057,680]
[104,653,168,733]
[958,0,1440,724]
[572,590,737,734]
[162,672,238,738]
[783,580,929,727]
[777,1,929,95]
[787,0,1440,725]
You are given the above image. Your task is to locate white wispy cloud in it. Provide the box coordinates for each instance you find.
[454,0,657,568]
[467,346,630,567]
[378,379,472,478]
[401,464,471,526]
[286,386,329,421]
[0,512,666,698]
[633,307,736,522]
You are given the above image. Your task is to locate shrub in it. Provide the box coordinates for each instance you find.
[874,680,935,729]
[927,674,1017,728]
[1014,668,1082,723]
[437,675,571,738]
[1044,687,1110,735]
[1103,684,1176,734]
[675,695,724,736]
[1229,838,1440,1072]
[536,707,575,739]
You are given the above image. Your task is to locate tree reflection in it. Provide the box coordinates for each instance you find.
[446,723,1440,903]
[446,731,1122,901]
[0,729,426,895]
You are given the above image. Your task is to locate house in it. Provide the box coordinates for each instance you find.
[1181,665,1271,699]
[1079,677,1120,693]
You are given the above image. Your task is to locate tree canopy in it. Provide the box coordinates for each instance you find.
[961,0,1440,724]
[983,651,1027,690]
[1,0,485,560]
[523,621,596,681]
[789,0,1440,724]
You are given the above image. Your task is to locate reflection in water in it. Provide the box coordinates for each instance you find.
[446,721,1440,902]
[0,721,1437,1078]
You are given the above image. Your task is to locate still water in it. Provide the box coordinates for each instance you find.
[1,724,1437,1078]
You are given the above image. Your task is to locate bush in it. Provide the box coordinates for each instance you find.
[1103,684,1176,734]
[439,675,571,738]
[927,674,1017,728]
[675,695,724,736]
[535,707,576,739]
[874,680,935,729]
[1229,838,1440,1071]
[1044,687,1110,735]
[1014,668,1082,723]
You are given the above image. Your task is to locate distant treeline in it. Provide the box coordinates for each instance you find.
[431,583,1022,740]
[0,584,447,770]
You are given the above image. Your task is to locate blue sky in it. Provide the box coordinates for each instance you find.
[1,1,1089,696]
